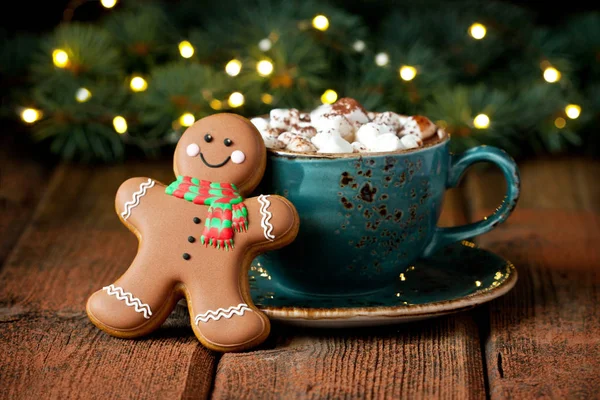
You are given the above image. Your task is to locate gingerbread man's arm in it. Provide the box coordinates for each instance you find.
[243,195,299,248]
[115,177,165,233]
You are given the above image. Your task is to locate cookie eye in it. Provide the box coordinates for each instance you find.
[224,138,233,147]
[204,134,213,143]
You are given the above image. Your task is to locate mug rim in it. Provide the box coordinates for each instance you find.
[267,133,450,159]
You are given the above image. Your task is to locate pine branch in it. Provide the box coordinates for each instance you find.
[2,0,599,162]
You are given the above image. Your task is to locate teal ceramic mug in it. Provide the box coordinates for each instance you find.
[252,135,520,296]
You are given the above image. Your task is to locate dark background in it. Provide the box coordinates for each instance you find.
[2,0,599,36]
[2,0,599,164]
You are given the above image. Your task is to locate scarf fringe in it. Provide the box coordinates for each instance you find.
[201,237,235,251]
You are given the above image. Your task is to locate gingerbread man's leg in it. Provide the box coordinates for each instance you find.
[181,195,298,351]
[184,260,270,351]
[86,247,179,338]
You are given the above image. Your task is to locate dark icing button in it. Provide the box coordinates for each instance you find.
[182,253,191,260]
[193,217,201,224]
[188,236,195,243]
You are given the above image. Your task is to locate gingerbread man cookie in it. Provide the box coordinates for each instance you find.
[86,113,299,352]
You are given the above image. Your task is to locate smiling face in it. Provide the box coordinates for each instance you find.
[174,113,266,195]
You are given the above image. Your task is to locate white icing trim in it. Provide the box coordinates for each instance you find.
[102,284,152,319]
[121,179,155,220]
[258,194,275,241]
[194,303,252,324]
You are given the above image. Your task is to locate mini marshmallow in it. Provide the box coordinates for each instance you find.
[286,136,317,153]
[310,132,328,149]
[261,135,286,149]
[313,113,355,142]
[312,132,354,154]
[372,133,404,152]
[250,117,270,134]
[299,112,311,122]
[287,108,301,126]
[400,115,437,139]
[372,111,406,134]
[289,121,317,139]
[329,97,369,128]
[270,109,294,130]
[263,127,284,138]
[351,141,368,153]
[355,122,394,149]
[277,131,297,146]
[399,135,423,150]
[398,114,409,127]
[310,104,333,122]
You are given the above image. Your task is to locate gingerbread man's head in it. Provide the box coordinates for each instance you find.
[174,113,266,196]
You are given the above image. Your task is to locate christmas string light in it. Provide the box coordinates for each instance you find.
[178,41,194,58]
[210,99,222,110]
[256,60,274,77]
[228,92,245,108]
[312,15,329,31]
[113,116,127,134]
[399,66,417,81]
[565,104,581,119]
[469,23,487,40]
[543,67,561,83]
[352,40,366,52]
[21,108,41,123]
[52,49,69,68]
[225,59,242,77]
[375,52,389,67]
[554,117,566,129]
[130,76,148,92]
[101,0,117,8]
[75,88,92,102]
[321,89,338,104]
[473,114,490,129]
[261,93,273,104]
[180,113,195,127]
[258,38,272,51]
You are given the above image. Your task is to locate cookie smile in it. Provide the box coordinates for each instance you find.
[200,153,230,168]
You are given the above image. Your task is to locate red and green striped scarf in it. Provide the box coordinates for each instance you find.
[165,176,248,250]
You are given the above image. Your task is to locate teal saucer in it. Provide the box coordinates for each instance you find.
[249,241,517,328]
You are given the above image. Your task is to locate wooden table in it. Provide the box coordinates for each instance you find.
[1,136,598,399]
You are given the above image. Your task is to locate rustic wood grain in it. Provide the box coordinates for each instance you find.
[211,189,487,400]
[465,157,600,398]
[438,188,469,228]
[467,157,600,212]
[0,134,53,267]
[213,317,486,400]
[0,161,218,400]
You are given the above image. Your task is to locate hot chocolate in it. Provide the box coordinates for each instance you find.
[251,97,447,155]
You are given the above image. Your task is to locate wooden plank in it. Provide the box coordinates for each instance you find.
[438,187,469,228]
[465,157,600,399]
[211,190,487,399]
[467,157,600,212]
[0,134,53,266]
[0,161,218,400]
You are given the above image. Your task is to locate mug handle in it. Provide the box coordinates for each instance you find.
[422,145,520,258]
